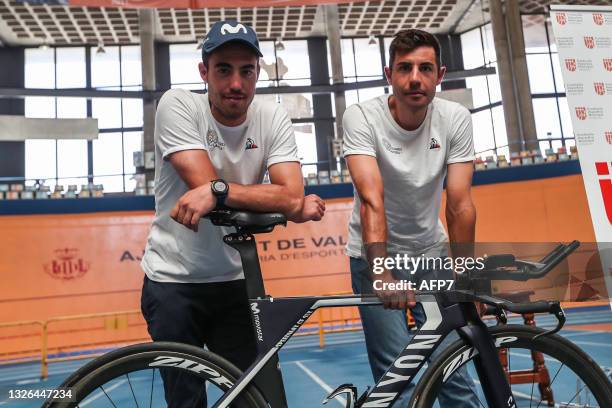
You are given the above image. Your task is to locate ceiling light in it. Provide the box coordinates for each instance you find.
[275,39,285,52]
[368,35,377,47]
[96,42,106,55]
[39,41,49,50]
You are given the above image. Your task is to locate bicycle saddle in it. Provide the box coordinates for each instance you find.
[206,208,287,233]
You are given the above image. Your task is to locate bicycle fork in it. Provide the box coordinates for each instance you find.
[458,304,517,408]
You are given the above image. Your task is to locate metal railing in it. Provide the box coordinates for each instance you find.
[0,310,149,379]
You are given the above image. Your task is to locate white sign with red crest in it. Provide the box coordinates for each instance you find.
[551,5,612,304]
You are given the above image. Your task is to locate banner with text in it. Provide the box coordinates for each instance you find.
[550,4,612,302]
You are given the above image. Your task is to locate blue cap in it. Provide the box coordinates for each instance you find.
[202,20,263,59]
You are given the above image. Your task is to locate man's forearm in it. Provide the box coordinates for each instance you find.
[446,203,476,258]
[361,201,388,264]
[225,183,303,218]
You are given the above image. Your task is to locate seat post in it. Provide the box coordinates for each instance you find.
[223,229,266,298]
[222,227,289,408]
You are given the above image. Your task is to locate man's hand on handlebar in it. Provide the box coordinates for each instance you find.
[170,184,216,232]
[374,268,417,310]
[290,194,325,223]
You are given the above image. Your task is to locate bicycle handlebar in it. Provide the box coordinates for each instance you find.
[479,240,580,281]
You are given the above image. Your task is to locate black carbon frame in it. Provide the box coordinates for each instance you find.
[211,293,516,408]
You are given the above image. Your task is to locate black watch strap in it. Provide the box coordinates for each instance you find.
[210,179,229,207]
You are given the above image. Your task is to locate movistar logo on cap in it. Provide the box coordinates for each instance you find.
[221,23,247,35]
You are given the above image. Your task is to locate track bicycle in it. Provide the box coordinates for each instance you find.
[44,209,612,408]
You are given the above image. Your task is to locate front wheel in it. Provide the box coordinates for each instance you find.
[410,325,612,408]
[43,342,269,408]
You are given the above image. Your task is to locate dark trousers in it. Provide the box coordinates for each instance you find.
[141,276,257,407]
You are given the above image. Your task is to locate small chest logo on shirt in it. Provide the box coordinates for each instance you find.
[382,139,402,154]
[429,138,441,150]
[207,129,225,151]
[245,138,258,150]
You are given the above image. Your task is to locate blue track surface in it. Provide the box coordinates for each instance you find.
[1,307,610,407]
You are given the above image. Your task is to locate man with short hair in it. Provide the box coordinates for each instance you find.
[343,29,479,407]
[141,20,324,406]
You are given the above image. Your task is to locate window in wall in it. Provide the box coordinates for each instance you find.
[93,132,124,192]
[25,48,55,89]
[353,38,384,79]
[120,45,142,89]
[472,109,495,154]
[169,43,202,88]
[522,15,549,53]
[123,131,143,192]
[357,87,386,103]
[344,90,359,110]
[533,98,562,139]
[465,76,490,108]
[257,40,278,88]
[461,28,485,69]
[57,97,88,186]
[91,46,120,88]
[527,54,555,94]
[279,93,313,119]
[294,123,317,177]
[24,96,56,187]
[122,98,144,128]
[92,98,123,129]
[274,40,311,85]
[56,47,86,88]
[340,38,357,78]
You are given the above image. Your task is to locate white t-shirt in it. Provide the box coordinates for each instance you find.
[141,89,299,283]
[343,95,474,259]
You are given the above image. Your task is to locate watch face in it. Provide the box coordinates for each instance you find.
[212,180,227,194]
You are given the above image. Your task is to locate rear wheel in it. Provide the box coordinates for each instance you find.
[410,325,612,408]
[43,342,268,408]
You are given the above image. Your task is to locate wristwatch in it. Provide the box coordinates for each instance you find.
[210,179,229,207]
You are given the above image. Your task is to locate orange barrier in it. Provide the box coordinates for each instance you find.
[0,310,150,379]
[0,320,44,363]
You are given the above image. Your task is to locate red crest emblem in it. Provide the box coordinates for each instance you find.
[594,83,605,95]
[606,131,612,145]
[584,36,595,49]
[593,13,604,26]
[575,107,587,120]
[565,59,576,71]
[556,13,567,25]
[604,58,612,72]
[44,248,90,280]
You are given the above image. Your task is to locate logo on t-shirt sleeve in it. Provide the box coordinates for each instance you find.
[245,138,258,150]
[429,138,441,150]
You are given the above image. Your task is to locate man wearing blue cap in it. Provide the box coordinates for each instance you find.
[141,20,324,406]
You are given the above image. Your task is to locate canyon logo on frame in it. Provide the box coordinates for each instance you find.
[550,5,612,304]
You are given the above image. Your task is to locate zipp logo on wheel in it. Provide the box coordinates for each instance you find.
[149,356,233,387]
[595,162,612,224]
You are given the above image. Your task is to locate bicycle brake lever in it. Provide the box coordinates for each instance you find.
[494,307,508,324]
[533,302,566,341]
